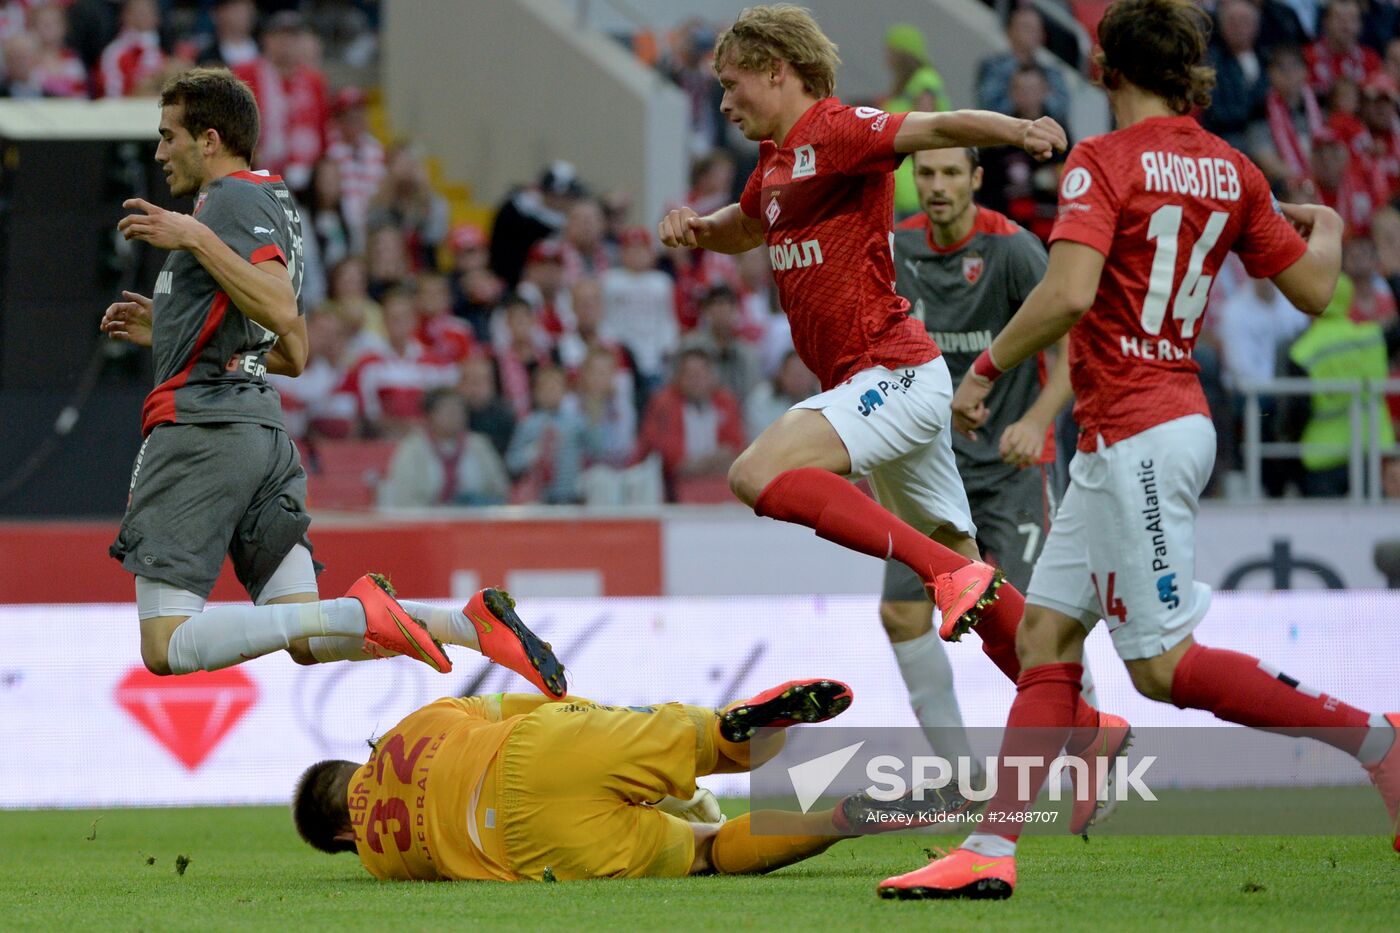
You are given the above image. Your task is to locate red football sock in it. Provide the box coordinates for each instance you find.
[754,468,970,578]
[1171,644,1371,756]
[972,582,1024,680]
[983,662,1083,841]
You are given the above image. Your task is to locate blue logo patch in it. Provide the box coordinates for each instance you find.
[857,389,884,417]
[1156,573,1180,609]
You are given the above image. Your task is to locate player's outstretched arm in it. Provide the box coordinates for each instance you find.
[1270,203,1344,316]
[658,203,764,255]
[264,315,309,376]
[953,242,1103,438]
[894,111,1066,161]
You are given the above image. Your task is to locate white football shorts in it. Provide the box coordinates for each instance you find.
[1026,414,1215,660]
[792,356,975,538]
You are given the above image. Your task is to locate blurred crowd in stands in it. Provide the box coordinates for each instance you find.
[5,1,1398,504]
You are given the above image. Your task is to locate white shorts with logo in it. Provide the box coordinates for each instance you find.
[792,357,975,538]
[1026,414,1215,660]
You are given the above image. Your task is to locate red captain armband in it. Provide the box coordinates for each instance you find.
[971,349,1006,383]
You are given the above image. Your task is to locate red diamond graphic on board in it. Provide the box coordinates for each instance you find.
[115,667,258,770]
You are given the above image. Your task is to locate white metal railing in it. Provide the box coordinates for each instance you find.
[1238,377,1400,502]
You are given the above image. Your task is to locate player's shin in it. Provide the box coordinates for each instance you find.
[962,662,1083,855]
[1169,643,1389,761]
[709,812,845,875]
[891,628,981,780]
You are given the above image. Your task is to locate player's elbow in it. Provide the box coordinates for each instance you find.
[1049,281,1095,321]
[280,348,308,377]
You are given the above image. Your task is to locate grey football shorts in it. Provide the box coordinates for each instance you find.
[882,463,1057,602]
[110,422,316,602]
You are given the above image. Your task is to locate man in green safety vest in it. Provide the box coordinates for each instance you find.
[1284,276,1400,496]
[883,24,951,218]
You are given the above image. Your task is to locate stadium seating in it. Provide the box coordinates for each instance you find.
[303,439,398,510]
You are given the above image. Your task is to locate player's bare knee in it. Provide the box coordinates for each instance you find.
[1015,606,1082,667]
[880,601,932,642]
[139,636,173,676]
[286,641,319,666]
[727,450,769,507]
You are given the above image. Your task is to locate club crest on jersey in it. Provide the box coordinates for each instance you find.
[962,254,984,285]
[766,195,781,225]
[792,144,816,179]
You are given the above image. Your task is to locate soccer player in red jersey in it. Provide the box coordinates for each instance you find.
[881,0,1399,900]
[658,5,1069,668]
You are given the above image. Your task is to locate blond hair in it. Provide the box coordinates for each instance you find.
[714,5,840,99]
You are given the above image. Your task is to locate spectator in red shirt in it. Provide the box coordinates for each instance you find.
[1353,73,1400,199]
[270,311,360,440]
[97,0,165,98]
[1344,236,1398,325]
[30,2,87,98]
[1312,126,1386,235]
[1253,44,1324,187]
[517,238,572,337]
[634,348,745,501]
[325,86,385,254]
[1306,0,1382,95]
[447,223,502,342]
[493,292,559,418]
[350,286,457,437]
[414,271,476,363]
[233,10,329,194]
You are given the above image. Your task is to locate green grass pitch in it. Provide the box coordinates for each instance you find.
[2,797,1395,932]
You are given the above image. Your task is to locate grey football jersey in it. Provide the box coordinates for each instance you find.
[141,170,304,435]
[893,207,1051,486]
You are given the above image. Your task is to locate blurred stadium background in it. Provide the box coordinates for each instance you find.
[0,0,1398,813]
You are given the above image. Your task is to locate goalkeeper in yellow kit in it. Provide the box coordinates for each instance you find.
[291,678,913,880]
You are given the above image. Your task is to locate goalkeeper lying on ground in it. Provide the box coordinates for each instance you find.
[292,678,912,880]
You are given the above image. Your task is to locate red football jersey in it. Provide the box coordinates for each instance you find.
[739,98,938,390]
[1049,115,1307,451]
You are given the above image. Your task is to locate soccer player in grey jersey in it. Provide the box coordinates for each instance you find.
[99,69,564,698]
[882,147,1095,775]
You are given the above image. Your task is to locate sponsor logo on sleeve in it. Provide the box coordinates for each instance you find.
[854,106,891,132]
[1060,167,1092,200]
[792,144,817,179]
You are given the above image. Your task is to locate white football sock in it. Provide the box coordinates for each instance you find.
[165,598,366,673]
[398,599,481,651]
[891,628,982,782]
[308,635,377,663]
[961,832,1017,858]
